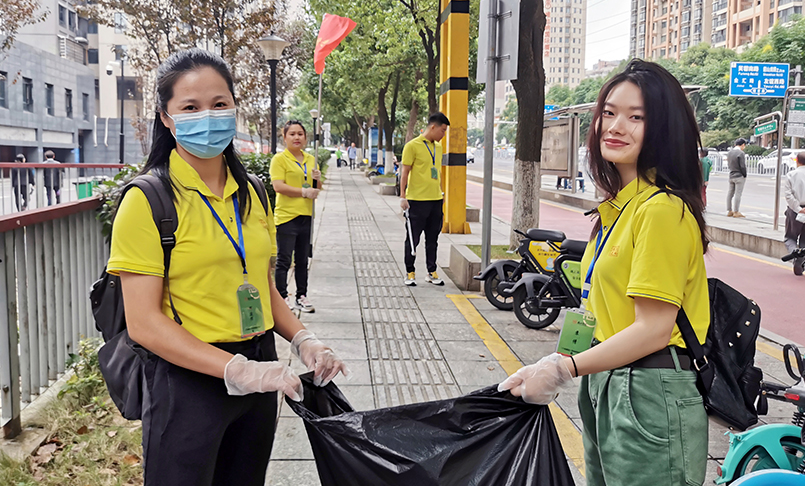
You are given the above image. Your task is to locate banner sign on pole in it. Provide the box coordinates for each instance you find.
[729,62,790,98]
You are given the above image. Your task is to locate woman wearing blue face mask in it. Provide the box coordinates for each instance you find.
[106,48,348,486]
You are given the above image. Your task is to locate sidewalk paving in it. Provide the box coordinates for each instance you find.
[267,165,799,485]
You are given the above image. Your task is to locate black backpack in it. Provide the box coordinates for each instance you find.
[90,173,271,420]
[677,278,763,431]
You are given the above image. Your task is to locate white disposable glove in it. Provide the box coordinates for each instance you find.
[223,354,303,401]
[291,330,349,387]
[497,353,574,405]
[311,169,322,181]
[400,198,410,211]
[301,187,320,199]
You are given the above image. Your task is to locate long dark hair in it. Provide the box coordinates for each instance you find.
[141,48,251,219]
[586,59,708,252]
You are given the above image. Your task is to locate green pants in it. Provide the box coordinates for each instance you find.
[578,364,708,486]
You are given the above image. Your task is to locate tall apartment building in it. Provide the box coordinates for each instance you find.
[3,0,144,164]
[545,0,587,88]
[711,0,804,49]
[629,0,713,60]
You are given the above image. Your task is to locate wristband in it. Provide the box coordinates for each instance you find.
[569,355,579,378]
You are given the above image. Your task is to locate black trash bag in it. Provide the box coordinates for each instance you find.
[286,373,575,486]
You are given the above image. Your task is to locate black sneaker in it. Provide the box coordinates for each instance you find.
[795,257,804,276]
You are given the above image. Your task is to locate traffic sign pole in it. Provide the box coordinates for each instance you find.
[775,87,805,231]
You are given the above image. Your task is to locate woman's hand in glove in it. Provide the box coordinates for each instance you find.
[497,353,574,405]
[301,187,320,199]
[291,330,350,387]
[223,354,303,401]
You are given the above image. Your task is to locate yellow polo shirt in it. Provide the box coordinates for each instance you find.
[270,149,315,226]
[402,135,443,201]
[107,150,276,343]
[580,177,710,348]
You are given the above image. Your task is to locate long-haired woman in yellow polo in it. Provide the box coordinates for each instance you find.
[500,60,710,485]
[107,49,346,486]
[270,121,321,312]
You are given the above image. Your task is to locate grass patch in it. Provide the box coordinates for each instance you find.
[0,340,144,485]
[465,244,513,261]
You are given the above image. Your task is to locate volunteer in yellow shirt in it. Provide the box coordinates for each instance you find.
[107,49,346,486]
[500,60,710,486]
[269,121,321,312]
[399,112,450,287]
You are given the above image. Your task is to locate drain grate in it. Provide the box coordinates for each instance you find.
[344,179,460,407]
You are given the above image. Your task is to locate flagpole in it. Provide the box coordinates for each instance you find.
[310,73,322,258]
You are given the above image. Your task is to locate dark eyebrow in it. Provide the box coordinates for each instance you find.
[176,95,230,105]
[604,102,644,111]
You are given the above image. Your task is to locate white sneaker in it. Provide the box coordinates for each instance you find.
[296,295,315,313]
[425,271,444,286]
[404,272,416,286]
[285,295,297,310]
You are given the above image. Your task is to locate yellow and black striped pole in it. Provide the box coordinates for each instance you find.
[439,0,471,234]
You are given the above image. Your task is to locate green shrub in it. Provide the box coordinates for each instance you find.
[240,152,277,209]
[58,338,105,406]
[744,145,766,156]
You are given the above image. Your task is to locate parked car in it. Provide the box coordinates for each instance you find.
[757,149,804,175]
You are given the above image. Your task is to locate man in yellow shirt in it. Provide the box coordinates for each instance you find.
[399,112,449,286]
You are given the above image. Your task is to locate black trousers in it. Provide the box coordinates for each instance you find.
[45,185,60,206]
[142,332,278,486]
[275,215,311,298]
[785,208,805,253]
[12,185,28,211]
[404,199,443,273]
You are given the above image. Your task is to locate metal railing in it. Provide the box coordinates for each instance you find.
[0,173,116,438]
[708,154,788,176]
[0,163,126,216]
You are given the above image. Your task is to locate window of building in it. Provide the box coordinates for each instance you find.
[87,48,98,64]
[770,13,775,26]
[82,93,89,121]
[59,5,66,27]
[23,77,33,112]
[95,79,100,100]
[65,89,73,118]
[88,20,98,34]
[115,44,128,61]
[114,12,127,33]
[661,47,666,56]
[69,11,76,31]
[46,83,54,115]
[0,72,6,109]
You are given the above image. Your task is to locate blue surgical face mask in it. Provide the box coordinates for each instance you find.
[168,108,237,159]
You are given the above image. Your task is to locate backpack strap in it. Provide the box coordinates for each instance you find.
[676,307,713,392]
[246,173,269,213]
[120,175,182,325]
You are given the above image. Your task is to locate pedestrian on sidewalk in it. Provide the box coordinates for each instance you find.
[500,60,710,486]
[270,120,321,313]
[699,148,713,208]
[43,150,63,205]
[399,112,449,287]
[348,142,357,169]
[11,153,35,211]
[107,48,346,486]
[335,145,343,168]
[726,138,747,218]
[783,152,805,275]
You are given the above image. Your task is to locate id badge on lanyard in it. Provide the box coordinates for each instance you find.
[424,141,438,179]
[296,159,311,188]
[556,201,631,356]
[198,192,266,338]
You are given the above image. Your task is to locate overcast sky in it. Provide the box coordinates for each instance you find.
[584,0,631,69]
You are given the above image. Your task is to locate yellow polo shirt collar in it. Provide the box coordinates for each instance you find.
[169,150,240,200]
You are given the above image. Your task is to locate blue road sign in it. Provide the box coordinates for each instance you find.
[729,62,790,98]
[545,104,559,120]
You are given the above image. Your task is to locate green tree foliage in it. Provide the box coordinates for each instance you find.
[497,98,517,143]
[0,0,48,59]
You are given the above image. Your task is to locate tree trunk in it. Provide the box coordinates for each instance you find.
[406,99,419,143]
[385,71,401,152]
[509,0,546,249]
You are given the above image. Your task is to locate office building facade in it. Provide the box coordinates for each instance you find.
[545,0,587,88]
[629,0,712,60]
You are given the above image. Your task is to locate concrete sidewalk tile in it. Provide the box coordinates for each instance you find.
[302,296,361,310]
[419,307,469,324]
[555,389,582,420]
[266,460,321,486]
[707,419,732,460]
[322,339,369,360]
[428,323,486,342]
[271,417,314,460]
[332,360,372,386]
[449,360,509,387]
[438,339,501,361]
[506,340,562,365]
[487,320,563,343]
[300,307,363,323]
[337,385,377,411]
[299,322,365,340]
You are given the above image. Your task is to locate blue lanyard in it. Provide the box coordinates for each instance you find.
[295,160,308,180]
[582,200,631,300]
[423,141,436,166]
[197,192,247,275]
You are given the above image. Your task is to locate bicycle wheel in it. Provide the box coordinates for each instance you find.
[483,262,519,311]
[512,286,560,330]
[732,438,805,482]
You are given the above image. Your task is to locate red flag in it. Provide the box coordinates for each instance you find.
[314,14,356,75]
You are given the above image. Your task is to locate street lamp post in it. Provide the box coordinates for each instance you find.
[310,109,319,179]
[106,54,125,164]
[257,34,289,155]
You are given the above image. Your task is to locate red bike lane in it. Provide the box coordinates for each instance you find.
[467,181,805,344]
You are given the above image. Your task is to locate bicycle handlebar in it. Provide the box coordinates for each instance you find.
[782,248,805,262]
